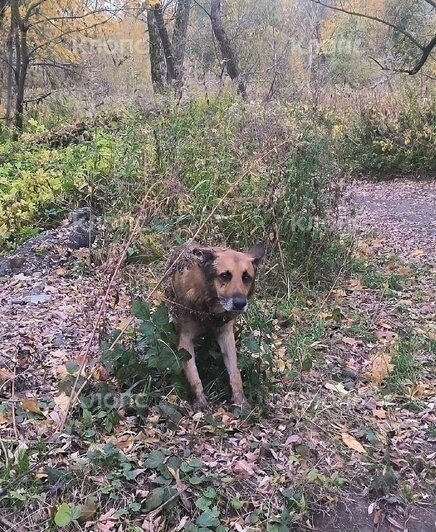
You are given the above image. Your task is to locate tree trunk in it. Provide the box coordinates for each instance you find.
[11,0,29,132]
[0,0,8,26]
[210,0,246,99]
[147,8,166,93]
[172,0,191,82]
[152,4,176,83]
[5,5,15,122]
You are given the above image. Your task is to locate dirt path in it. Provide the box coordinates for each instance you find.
[345,179,436,259]
[316,179,436,532]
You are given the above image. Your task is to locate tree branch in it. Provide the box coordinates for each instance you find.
[308,0,423,49]
[309,0,436,75]
[422,0,436,9]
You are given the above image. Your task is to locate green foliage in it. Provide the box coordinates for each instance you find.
[1,96,348,291]
[340,92,436,177]
[386,335,423,395]
[84,299,274,425]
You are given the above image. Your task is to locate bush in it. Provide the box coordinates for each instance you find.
[339,91,436,177]
[1,96,345,290]
[80,300,274,424]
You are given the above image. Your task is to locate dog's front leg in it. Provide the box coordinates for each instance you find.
[216,323,248,406]
[178,332,209,410]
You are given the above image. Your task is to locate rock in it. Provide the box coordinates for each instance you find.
[0,207,100,277]
[11,294,52,305]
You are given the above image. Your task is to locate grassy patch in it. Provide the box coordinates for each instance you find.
[386,336,424,396]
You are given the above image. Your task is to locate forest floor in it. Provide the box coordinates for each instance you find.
[0,178,435,531]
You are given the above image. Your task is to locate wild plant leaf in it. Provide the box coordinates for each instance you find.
[54,503,74,527]
[231,497,243,510]
[195,496,212,511]
[132,300,151,320]
[152,304,169,327]
[145,487,177,512]
[196,508,220,528]
[144,487,165,511]
[144,450,166,469]
[202,487,217,500]
[65,361,80,374]
[158,402,183,425]
[242,334,261,354]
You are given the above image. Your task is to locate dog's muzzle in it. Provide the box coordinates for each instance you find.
[219,295,248,312]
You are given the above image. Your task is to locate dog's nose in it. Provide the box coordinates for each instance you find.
[232,295,247,311]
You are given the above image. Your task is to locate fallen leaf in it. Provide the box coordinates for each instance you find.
[372,409,387,419]
[21,398,42,414]
[375,329,398,344]
[341,433,366,454]
[97,508,117,532]
[411,249,424,257]
[342,337,361,346]
[232,460,256,478]
[78,499,98,522]
[325,382,350,395]
[0,368,14,382]
[53,393,71,424]
[347,278,363,290]
[366,351,395,384]
[0,409,10,425]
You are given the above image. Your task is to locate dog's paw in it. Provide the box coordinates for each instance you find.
[232,394,249,408]
[192,395,210,412]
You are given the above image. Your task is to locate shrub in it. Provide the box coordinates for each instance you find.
[339,91,436,177]
[80,300,274,424]
[1,96,345,291]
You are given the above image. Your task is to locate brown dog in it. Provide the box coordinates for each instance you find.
[164,242,265,409]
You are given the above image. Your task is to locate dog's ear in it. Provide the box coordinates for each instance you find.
[248,242,265,268]
[192,247,216,266]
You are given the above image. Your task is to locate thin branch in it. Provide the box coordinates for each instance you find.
[28,13,116,57]
[27,6,120,28]
[308,0,423,49]
[32,61,78,72]
[309,0,436,75]
[369,34,436,75]
[23,91,51,104]
[422,0,436,9]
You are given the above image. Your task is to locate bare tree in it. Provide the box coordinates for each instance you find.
[172,0,192,82]
[147,8,166,92]
[148,0,192,93]
[1,0,115,132]
[309,0,436,75]
[210,0,247,99]
[152,2,177,83]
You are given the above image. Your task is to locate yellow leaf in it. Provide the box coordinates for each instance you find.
[79,500,98,522]
[366,351,395,384]
[0,408,10,425]
[341,433,366,454]
[21,398,42,414]
[54,393,71,417]
[347,278,363,290]
[325,382,349,395]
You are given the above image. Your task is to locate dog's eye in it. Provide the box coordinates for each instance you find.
[242,271,252,283]
[219,271,232,282]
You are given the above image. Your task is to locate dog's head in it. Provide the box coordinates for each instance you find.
[193,243,265,314]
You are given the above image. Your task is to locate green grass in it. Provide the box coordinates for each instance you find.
[386,336,424,395]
